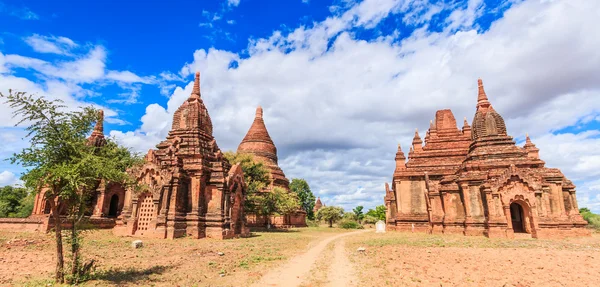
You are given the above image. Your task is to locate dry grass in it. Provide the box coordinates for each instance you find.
[346,231,600,286]
[0,227,345,286]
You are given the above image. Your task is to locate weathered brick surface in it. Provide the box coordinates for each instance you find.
[237,106,307,227]
[385,79,589,238]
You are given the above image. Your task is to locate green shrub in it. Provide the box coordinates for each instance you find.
[338,219,363,229]
[580,208,600,230]
[306,220,319,227]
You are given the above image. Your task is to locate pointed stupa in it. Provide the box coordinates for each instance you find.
[395,144,406,171]
[472,79,507,139]
[412,128,423,151]
[88,110,106,147]
[190,71,201,101]
[238,106,289,189]
[477,78,490,109]
[523,133,540,159]
[169,71,213,135]
[314,197,323,213]
[462,116,472,137]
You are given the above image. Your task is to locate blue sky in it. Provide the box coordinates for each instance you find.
[1,0,599,212]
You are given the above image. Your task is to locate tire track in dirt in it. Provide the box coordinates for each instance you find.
[252,229,370,287]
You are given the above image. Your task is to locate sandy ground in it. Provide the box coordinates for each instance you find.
[2,228,599,286]
[347,231,600,287]
[0,227,347,286]
[252,229,368,287]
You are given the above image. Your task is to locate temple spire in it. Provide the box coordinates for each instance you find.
[412,128,423,151]
[476,78,491,108]
[256,105,263,119]
[93,110,104,134]
[87,110,106,147]
[523,133,540,159]
[190,72,201,101]
[462,116,472,137]
[395,143,406,170]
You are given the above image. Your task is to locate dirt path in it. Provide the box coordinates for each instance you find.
[326,237,358,287]
[252,229,370,287]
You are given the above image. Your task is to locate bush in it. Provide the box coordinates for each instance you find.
[306,220,319,227]
[338,219,363,229]
[343,212,357,221]
[580,208,600,230]
[362,215,378,224]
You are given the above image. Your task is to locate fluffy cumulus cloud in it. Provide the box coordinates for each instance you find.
[0,171,21,186]
[0,33,159,188]
[111,0,600,212]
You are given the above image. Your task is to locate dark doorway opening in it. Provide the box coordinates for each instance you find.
[108,194,119,217]
[510,202,525,233]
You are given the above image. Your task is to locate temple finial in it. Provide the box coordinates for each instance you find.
[477,78,490,108]
[256,105,263,119]
[190,72,201,100]
[94,110,104,133]
[463,117,469,126]
[526,133,531,143]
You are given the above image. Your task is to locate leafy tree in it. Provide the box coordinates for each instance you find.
[0,186,33,217]
[362,214,378,224]
[289,178,316,219]
[223,152,271,213]
[366,205,386,221]
[1,90,140,283]
[253,187,300,228]
[353,206,364,224]
[316,206,344,227]
[343,212,357,221]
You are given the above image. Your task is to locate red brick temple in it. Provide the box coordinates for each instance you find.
[21,110,125,231]
[385,79,589,238]
[313,197,324,213]
[238,106,307,227]
[112,72,249,239]
[17,73,250,239]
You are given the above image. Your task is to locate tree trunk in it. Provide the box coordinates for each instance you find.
[49,199,65,283]
[329,219,333,228]
[70,217,79,279]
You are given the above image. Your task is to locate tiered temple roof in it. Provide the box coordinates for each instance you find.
[395,109,472,179]
[238,106,289,189]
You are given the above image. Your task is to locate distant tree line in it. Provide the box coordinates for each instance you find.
[0,185,34,218]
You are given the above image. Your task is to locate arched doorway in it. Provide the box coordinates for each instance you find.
[108,194,119,217]
[510,202,525,233]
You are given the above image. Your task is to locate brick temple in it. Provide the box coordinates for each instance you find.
[385,79,589,238]
[113,72,249,239]
[24,73,249,239]
[237,106,307,227]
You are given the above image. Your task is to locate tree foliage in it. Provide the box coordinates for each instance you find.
[580,207,600,230]
[223,152,300,227]
[289,178,316,219]
[0,186,34,218]
[316,206,344,227]
[1,90,141,283]
[352,205,364,223]
[343,211,357,221]
[223,152,270,195]
[256,187,300,217]
[366,205,386,221]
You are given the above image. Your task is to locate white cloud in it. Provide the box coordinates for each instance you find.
[23,34,78,55]
[8,0,600,213]
[228,0,241,7]
[0,171,22,186]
